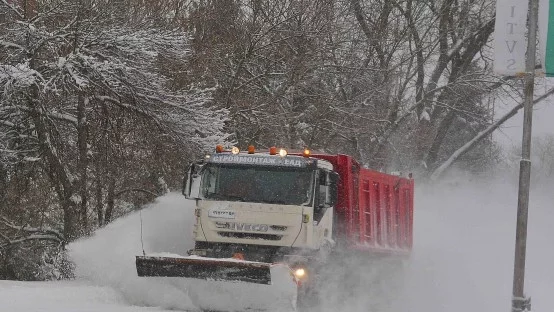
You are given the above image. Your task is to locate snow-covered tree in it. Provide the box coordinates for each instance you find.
[182,0,510,175]
[0,0,229,255]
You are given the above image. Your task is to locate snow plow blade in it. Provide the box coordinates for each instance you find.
[135,255,272,285]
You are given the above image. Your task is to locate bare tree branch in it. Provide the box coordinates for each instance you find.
[431,87,554,180]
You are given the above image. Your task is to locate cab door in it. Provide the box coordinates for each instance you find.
[313,170,338,248]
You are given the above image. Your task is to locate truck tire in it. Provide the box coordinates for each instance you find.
[296,277,320,310]
[294,260,325,311]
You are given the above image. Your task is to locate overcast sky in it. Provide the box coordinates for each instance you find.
[493,79,554,148]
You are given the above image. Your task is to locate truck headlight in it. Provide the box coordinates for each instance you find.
[294,268,306,279]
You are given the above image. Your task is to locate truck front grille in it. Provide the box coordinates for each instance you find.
[218,232,283,241]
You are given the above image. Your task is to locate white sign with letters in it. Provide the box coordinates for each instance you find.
[208,209,236,219]
[209,154,309,168]
[493,0,529,75]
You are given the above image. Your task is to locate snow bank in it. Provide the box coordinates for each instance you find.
[68,193,296,311]
[68,193,198,310]
[0,280,161,312]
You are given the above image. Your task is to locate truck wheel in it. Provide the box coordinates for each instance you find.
[295,265,322,311]
[296,282,319,310]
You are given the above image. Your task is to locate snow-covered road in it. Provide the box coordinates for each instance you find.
[0,280,171,312]
[2,177,553,311]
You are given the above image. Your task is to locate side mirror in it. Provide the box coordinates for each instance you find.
[183,162,202,199]
[327,172,339,206]
[319,171,339,208]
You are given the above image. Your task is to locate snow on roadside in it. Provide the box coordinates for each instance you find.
[0,280,165,312]
[312,176,554,312]
[68,193,199,310]
[43,177,554,312]
[395,178,553,312]
[67,192,297,311]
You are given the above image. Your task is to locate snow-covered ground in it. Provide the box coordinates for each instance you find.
[0,280,169,312]
[1,177,553,311]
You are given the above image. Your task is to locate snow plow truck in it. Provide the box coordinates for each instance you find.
[136,146,414,308]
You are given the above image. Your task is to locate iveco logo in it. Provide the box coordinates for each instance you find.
[215,222,269,232]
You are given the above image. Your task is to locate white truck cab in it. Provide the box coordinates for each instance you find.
[184,150,338,263]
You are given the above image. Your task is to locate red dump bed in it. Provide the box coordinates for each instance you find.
[309,154,414,254]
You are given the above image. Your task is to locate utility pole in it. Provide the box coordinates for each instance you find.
[511,0,538,311]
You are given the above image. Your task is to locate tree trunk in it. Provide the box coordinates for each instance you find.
[105,174,116,224]
[77,94,89,233]
[62,198,78,241]
[425,111,456,170]
[95,100,110,226]
[95,174,104,227]
[0,163,7,212]
[1,246,16,280]
[28,91,78,241]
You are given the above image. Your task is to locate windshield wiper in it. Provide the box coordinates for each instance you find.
[261,199,287,205]
[222,195,247,202]
[207,193,246,202]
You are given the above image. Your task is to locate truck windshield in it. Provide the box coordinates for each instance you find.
[200,164,315,206]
